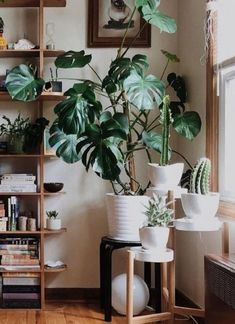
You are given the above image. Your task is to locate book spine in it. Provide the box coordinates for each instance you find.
[7,198,11,231]
[10,197,17,231]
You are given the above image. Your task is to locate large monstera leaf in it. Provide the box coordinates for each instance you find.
[135,0,177,33]
[55,50,92,69]
[123,71,165,109]
[6,64,44,102]
[49,120,81,164]
[54,82,102,135]
[173,111,201,140]
[76,112,128,180]
[142,131,171,159]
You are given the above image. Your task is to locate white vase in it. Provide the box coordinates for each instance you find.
[148,163,184,189]
[105,194,149,242]
[181,192,220,220]
[46,218,61,230]
[139,227,170,251]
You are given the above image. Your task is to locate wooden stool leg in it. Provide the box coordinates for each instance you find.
[161,262,168,312]
[127,250,134,324]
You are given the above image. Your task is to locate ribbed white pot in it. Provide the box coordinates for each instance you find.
[148,163,184,189]
[139,227,170,251]
[105,194,149,242]
[181,192,220,220]
[46,219,61,230]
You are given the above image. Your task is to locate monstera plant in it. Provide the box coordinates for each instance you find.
[6,0,201,198]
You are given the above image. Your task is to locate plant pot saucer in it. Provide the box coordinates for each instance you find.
[174,217,222,232]
[130,247,174,263]
[146,186,187,199]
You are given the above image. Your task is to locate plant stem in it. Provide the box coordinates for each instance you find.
[146,114,160,131]
[160,96,171,166]
[117,7,137,58]
[148,124,161,132]
[172,150,193,169]
[121,21,148,58]
[88,64,103,83]
[160,59,170,80]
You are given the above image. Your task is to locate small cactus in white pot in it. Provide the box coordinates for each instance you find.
[139,194,174,251]
[181,158,220,220]
[46,210,61,230]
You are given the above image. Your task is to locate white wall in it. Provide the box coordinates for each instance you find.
[176,0,222,307]
[0,0,178,288]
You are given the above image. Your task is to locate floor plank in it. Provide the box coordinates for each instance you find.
[0,302,201,323]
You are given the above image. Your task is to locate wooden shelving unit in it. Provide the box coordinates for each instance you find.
[0,0,67,309]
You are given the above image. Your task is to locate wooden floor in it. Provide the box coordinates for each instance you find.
[0,302,201,323]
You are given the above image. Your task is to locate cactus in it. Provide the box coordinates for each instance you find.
[189,158,211,194]
[160,95,173,166]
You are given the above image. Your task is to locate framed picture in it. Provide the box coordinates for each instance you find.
[88,0,151,48]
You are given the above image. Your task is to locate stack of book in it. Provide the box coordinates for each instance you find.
[2,272,40,308]
[0,174,36,193]
[0,200,7,231]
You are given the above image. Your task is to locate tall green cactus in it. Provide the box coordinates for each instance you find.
[190,158,211,194]
[160,95,172,166]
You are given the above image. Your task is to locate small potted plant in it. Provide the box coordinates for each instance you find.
[44,67,62,93]
[46,210,61,230]
[0,114,29,154]
[181,158,220,221]
[139,194,174,251]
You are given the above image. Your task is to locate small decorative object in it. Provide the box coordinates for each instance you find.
[7,43,14,50]
[0,114,29,154]
[46,210,61,230]
[14,39,36,50]
[0,219,7,231]
[46,22,55,50]
[0,141,7,153]
[139,194,173,251]
[181,158,220,220]
[18,216,27,231]
[27,217,36,231]
[44,182,63,193]
[112,273,149,315]
[45,260,65,269]
[0,17,7,50]
[44,68,62,93]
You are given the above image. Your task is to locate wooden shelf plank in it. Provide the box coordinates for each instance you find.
[0,192,41,196]
[43,50,65,57]
[44,228,67,234]
[0,154,41,158]
[0,92,65,102]
[44,191,66,196]
[44,265,67,273]
[0,268,41,273]
[0,49,40,58]
[0,0,66,7]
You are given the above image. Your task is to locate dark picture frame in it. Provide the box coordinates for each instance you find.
[88,0,151,48]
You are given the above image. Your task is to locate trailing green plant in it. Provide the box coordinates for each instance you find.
[189,158,211,194]
[5,0,201,195]
[46,210,59,219]
[143,194,173,227]
[23,117,49,153]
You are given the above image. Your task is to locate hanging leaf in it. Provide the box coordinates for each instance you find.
[142,131,171,159]
[167,73,187,103]
[55,50,92,68]
[173,112,201,140]
[123,71,165,110]
[49,121,81,164]
[161,50,180,62]
[136,0,177,33]
[6,64,44,102]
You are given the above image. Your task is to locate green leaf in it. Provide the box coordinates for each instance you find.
[102,76,118,95]
[161,50,180,62]
[142,131,171,159]
[123,71,165,110]
[136,0,177,33]
[55,50,92,69]
[173,111,202,140]
[6,64,44,102]
[49,121,81,164]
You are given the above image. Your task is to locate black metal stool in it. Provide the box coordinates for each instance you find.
[100,236,161,322]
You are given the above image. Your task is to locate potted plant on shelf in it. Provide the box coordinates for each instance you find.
[0,114,29,154]
[5,0,201,241]
[140,193,173,251]
[181,158,220,222]
[23,117,49,153]
[44,67,62,93]
[46,210,61,230]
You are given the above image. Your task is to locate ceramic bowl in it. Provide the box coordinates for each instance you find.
[44,182,64,193]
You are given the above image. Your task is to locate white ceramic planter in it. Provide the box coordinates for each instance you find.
[139,227,170,251]
[181,192,220,220]
[148,163,184,189]
[105,194,149,242]
[46,218,61,230]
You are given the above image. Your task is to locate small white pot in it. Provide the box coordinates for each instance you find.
[46,218,61,230]
[139,227,170,251]
[181,192,220,220]
[148,163,184,189]
[105,194,149,242]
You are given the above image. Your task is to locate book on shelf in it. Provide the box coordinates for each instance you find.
[0,265,40,271]
[2,299,41,309]
[3,293,40,300]
[2,272,40,278]
[0,173,36,193]
[1,174,36,181]
[3,277,40,286]
[3,285,40,293]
